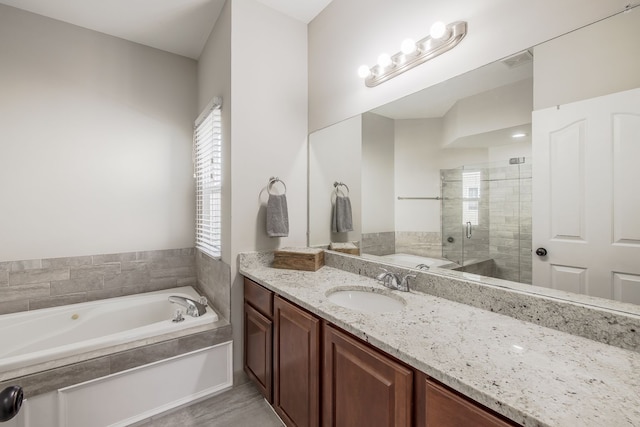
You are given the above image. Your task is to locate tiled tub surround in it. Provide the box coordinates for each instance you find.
[195,248,231,322]
[360,231,395,255]
[239,251,640,427]
[0,247,234,401]
[361,231,443,259]
[0,248,200,315]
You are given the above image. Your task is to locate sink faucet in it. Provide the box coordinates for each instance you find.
[376,268,415,292]
[168,296,207,317]
[415,263,430,271]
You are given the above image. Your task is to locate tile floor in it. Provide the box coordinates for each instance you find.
[138,381,284,426]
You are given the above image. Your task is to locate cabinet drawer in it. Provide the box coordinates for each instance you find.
[244,278,273,317]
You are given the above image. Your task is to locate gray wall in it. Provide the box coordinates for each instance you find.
[0,5,198,262]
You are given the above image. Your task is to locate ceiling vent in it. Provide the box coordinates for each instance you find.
[501,50,533,69]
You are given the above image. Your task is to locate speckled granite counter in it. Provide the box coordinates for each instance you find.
[240,252,640,427]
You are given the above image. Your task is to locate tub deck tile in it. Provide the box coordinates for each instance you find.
[0,357,111,398]
[110,340,180,374]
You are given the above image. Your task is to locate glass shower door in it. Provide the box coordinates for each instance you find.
[441,167,465,266]
[441,159,532,283]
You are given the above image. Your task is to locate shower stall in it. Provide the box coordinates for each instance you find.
[441,159,532,284]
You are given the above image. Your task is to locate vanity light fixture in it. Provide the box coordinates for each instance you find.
[358,21,468,87]
[512,132,527,138]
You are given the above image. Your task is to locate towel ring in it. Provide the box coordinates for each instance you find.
[268,176,287,195]
[333,181,349,197]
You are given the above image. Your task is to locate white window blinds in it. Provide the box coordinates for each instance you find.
[194,97,222,258]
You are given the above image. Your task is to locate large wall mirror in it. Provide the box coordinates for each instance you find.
[309,9,640,310]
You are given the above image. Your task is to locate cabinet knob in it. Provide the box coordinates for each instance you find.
[535,248,548,257]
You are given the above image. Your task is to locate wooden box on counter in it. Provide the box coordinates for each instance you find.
[272,248,324,271]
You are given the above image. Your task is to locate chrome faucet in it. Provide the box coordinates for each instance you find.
[376,268,415,292]
[168,296,207,317]
[415,263,430,271]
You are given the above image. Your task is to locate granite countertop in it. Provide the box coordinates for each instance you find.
[239,254,640,427]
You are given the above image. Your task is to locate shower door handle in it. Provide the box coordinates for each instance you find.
[466,222,472,239]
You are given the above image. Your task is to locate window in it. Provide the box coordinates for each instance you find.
[462,171,480,225]
[193,97,222,258]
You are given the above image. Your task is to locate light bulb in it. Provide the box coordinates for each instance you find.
[377,53,392,68]
[430,21,447,39]
[400,38,416,55]
[358,65,371,79]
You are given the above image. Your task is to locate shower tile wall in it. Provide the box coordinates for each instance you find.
[486,164,532,283]
[0,248,198,315]
[361,231,442,258]
[519,164,532,284]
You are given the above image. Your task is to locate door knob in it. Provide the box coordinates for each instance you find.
[535,248,548,257]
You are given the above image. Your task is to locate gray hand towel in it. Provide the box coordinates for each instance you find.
[332,195,353,233]
[267,193,289,237]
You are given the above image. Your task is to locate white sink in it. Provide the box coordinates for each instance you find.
[326,287,406,313]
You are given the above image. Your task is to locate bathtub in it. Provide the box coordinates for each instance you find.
[362,252,458,269]
[0,286,218,372]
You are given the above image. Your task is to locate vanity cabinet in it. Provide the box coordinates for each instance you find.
[244,278,274,402]
[243,277,521,427]
[415,371,518,427]
[323,324,413,427]
[273,296,321,427]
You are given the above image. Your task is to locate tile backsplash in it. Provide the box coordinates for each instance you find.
[0,248,197,315]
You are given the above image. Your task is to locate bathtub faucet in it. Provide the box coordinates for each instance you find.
[168,296,207,317]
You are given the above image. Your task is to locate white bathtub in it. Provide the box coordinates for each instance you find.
[362,252,458,269]
[0,286,218,372]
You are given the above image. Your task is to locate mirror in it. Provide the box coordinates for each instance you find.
[309,9,640,308]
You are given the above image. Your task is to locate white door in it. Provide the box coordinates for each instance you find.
[532,87,640,304]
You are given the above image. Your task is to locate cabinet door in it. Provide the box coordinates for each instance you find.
[274,296,320,427]
[323,324,413,427]
[244,302,273,402]
[415,372,518,427]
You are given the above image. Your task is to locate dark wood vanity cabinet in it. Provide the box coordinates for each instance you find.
[273,295,321,427]
[323,324,413,427]
[415,372,518,427]
[243,277,521,427]
[244,278,274,402]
